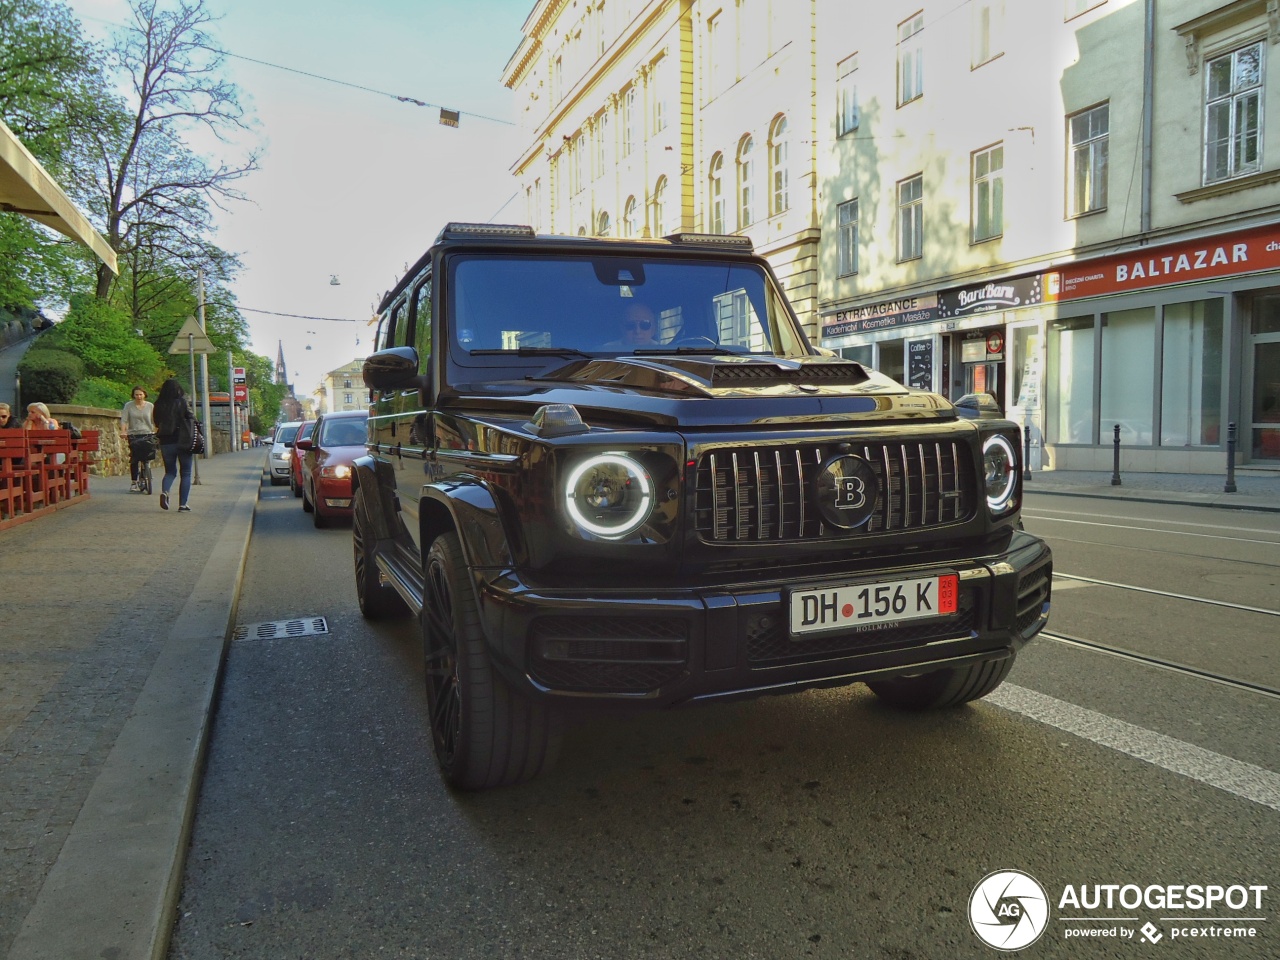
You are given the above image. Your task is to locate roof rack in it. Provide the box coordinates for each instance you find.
[436,222,537,242]
[663,232,754,251]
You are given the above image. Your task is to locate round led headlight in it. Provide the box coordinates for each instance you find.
[983,434,1018,514]
[564,453,653,539]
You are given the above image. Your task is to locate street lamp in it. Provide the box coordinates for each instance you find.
[14,371,20,412]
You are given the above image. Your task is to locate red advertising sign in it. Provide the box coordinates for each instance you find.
[233,384,248,402]
[1047,223,1280,301]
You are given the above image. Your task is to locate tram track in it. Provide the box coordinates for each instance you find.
[1040,631,1280,702]
[1053,572,1280,616]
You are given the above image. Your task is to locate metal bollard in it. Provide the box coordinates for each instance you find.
[1023,425,1032,479]
[1111,424,1122,486]
[1224,422,1237,493]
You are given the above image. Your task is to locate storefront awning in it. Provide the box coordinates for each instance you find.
[0,119,117,275]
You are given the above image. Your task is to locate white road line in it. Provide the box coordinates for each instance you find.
[1024,514,1280,546]
[1024,507,1278,536]
[1053,573,1280,616]
[988,684,1280,813]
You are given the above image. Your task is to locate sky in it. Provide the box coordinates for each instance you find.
[65,0,535,395]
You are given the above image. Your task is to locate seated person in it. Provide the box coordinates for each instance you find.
[0,402,19,429]
[23,402,59,430]
[602,303,660,351]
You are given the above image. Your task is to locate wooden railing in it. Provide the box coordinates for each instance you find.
[0,429,99,529]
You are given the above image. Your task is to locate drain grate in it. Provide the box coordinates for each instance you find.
[233,616,329,642]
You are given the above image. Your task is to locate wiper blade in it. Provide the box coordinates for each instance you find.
[633,346,739,355]
[470,347,593,359]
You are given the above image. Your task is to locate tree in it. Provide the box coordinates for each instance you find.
[90,0,258,301]
[41,293,167,388]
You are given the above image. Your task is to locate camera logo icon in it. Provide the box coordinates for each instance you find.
[969,869,1050,951]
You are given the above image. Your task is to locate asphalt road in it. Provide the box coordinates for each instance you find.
[165,483,1280,960]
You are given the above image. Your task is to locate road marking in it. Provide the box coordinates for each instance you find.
[1024,513,1280,546]
[1024,506,1280,536]
[1052,573,1280,616]
[988,684,1280,813]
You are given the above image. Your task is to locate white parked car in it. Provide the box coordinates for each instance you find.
[267,421,303,485]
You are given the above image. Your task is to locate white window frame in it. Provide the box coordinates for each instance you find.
[1204,42,1264,184]
[837,53,859,137]
[622,86,635,157]
[898,12,924,106]
[838,198,858,276]
[737,135,755,228]
[769,115,790,216]
[1068,102,1109,217]
[972,143,1004,242]
[623,195,638,237]
[651,176,668,236]
[709,152,726,234]
[897,174,923,262]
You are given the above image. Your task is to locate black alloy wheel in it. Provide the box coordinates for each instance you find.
[422,532,562,790]
[352,487,408,620]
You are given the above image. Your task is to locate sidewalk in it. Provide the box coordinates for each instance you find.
[0,449,264,960]
[1,454,1277,960]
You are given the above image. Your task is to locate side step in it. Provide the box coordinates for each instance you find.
[375,545,425,616]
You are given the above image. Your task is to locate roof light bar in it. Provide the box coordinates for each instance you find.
[663,232,755,251]
[437,222,537,241]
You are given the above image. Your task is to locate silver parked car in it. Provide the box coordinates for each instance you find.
[267,421,303,485]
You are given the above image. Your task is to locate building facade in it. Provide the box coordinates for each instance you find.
[815,0,1280,471]
[502,0,822,324]
[321,360,370,414]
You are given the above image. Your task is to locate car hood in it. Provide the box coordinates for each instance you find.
[449,354,958,429]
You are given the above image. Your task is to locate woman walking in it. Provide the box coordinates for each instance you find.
[153,378,195,512]
[120,386,156,492]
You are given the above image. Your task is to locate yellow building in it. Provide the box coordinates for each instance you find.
[502,0,822,330]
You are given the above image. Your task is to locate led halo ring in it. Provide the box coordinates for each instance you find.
[564,453,654,539]
[982,434,1019,513]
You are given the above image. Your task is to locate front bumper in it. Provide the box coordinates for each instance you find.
[269,458,290,478]
[474,530,1052,705]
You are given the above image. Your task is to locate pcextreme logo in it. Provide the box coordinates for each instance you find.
[969,871,1270,949]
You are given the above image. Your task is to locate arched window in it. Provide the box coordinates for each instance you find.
[622,196,638,237]
[651,175,668,236]
[737,135,755,228]
[577,225,587,236]
[597,210,612,236]
[708,153,725,234]
[769,115,790,216]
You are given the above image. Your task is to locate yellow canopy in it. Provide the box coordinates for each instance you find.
[0,118,118,275]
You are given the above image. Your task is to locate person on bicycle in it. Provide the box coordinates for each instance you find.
[120,386,156,492]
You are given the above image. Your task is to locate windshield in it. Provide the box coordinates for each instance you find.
[447,254,810,365]
[275,424,301,445]
[319,417,368,447]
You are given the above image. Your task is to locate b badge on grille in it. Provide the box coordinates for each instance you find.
[814,454,879,529]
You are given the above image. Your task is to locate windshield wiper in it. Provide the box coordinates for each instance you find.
[633,346,742,355]
[470,347,593,359]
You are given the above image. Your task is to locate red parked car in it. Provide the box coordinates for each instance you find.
[296,411,367,527]
[289,420,317,498]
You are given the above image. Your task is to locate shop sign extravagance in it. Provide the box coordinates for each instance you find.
[822,293,938,337]
[1047,222,1280,300]
[938,274,1047,319]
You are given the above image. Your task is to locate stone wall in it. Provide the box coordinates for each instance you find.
[48,404,237,477]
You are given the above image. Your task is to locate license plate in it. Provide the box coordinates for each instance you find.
[789,574,959,637]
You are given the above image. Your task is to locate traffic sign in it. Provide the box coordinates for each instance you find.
[233,384,248,402]
[233,366,246,383]
[167,317,216,354]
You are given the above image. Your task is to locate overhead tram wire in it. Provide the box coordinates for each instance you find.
[213,49,515,126]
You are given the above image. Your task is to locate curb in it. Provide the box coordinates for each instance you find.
[6,470,260,960]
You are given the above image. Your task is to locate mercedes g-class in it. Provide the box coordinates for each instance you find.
[353,223,1052,790]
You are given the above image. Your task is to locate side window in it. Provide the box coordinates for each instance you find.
[391,301,413,350]
[413,278,432,359]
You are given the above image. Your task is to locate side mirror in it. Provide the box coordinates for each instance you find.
[364,346,422,391]
[295,437,313,451]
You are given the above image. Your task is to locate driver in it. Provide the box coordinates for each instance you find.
[603,302,659,350]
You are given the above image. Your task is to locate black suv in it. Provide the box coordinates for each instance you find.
[354,223,1051,789]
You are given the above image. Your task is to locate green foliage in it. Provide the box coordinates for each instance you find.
[17,348,83,403]
[42,294,166,386]
[73,376,132,410]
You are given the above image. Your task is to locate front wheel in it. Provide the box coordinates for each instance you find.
[141,465,152,495]
[867,656,1014,710]
[423,532,562,789]
[352,487,408,620]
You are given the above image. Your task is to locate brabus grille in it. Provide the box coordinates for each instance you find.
[693,440,975,543]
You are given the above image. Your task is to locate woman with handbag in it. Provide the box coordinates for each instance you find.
[153,378,195,512]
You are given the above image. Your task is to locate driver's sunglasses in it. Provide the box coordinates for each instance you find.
[625,319,653,331]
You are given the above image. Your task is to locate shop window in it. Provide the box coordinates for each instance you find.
[972,143,1003,242]
[1204,43,1263,184]
[840,344,874,367]
[1068,103,1109,217]
[898,12,924,106]
[1100,307,1155,445]
[1161,299,1223,446]
[878,339,905,384]
[1047,316,1094,443]
[897,174,923,262]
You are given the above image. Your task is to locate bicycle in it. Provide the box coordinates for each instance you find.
[129,434,159,496]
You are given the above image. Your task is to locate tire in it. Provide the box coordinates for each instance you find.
[269,476,284,486]
[423,532,562,790]
[352,487,409,620]
[867,656,1014,710]
[302,486,314,513]
[311,488,328,528]
[290,471,303,498]
[141,467,152,495]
